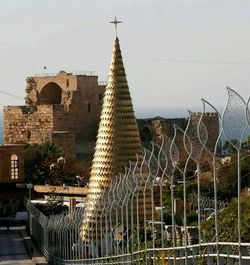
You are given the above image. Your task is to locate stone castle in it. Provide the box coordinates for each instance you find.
[4,71,105,159]
[138,112,219,148]
[3,72,219,161]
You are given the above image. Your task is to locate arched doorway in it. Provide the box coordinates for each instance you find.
[38,82,62,105]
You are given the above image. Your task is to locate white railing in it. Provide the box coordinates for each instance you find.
[34,70,96,77]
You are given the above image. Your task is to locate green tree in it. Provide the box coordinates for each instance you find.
[202,190,250,242]
[247,135,250,146]
[24,142,63,184]
[222,139,239,154]
[24,142,91,185]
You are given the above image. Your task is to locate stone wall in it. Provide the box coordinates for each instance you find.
[138,113,219,149]
[25,71,79,107]
[137,113,219,166]
[4,71,105,157]
[52,131,76,161]
[3,71,219,161]
[4,105,54,144]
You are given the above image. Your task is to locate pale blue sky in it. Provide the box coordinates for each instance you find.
[0,0,250,117]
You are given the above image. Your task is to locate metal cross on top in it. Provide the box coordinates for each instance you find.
[110,16,122,36]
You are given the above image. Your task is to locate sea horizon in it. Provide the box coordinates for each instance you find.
[1,105,246,146]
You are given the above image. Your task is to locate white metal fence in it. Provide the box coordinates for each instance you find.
[27,87,250,264]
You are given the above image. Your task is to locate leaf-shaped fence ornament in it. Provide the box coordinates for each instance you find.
[185,110,207,163]
[156,136,168,178]
[121,171,129,200]
[125,167,134,201]
[75,208,83,226]
[246,96,250,128]
[124,171,133,205]
[158,134,178,180]
[58,215,65,230]
[148,142,161,183]
[38,211,47,226]
[47,216,53,230]
[170,124,185,173]
[152,142,168,185]
[130,157,143,196]
[142,147,157,185]
[100,188,110,214]
[128,161,139,194]
[137,149,151,187]
[99,190,110,248]
[40,214,48,228]
[115,174,124,205]
[183,119,193,161]
[222,87,248,150]
[112,176,121,208]
[68,213,76,229]
[107,179,115,209]
[125,164,135,197]
[111,176,120,209]
[170,127,180,170]
[198,98,222,157]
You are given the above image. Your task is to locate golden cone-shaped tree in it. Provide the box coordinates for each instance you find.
[80,37,143,241]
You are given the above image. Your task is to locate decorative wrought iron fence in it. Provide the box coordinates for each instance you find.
[27,87,250,264]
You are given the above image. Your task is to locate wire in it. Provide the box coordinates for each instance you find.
[202,172,250,196]
[124,56,250,65]
[216,154,250,169]
[1,42,250,65]
[175,154,250,196]
[0,90,24,100]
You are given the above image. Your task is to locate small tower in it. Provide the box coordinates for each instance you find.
[80,35,143,240]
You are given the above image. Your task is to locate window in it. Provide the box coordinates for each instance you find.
[11,154,19,180]
[66,79,69,87]
[88,103,91,113]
